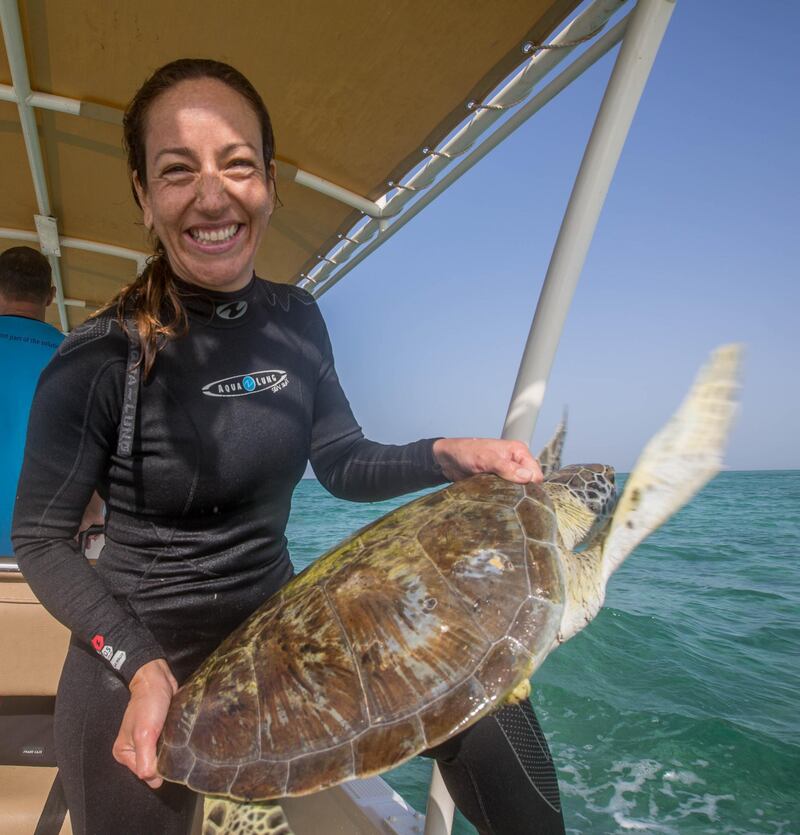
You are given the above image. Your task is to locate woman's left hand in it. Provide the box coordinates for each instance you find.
[432,438,543,484]
[112,658,178,789]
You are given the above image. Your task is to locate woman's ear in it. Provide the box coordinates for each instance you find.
[133,171,153,230]
[267,160,278,215]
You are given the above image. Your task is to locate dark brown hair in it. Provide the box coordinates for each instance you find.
[103,58,276,378]
[0,246,52,305]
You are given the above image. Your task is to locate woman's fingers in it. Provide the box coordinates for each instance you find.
[111,729,136,772]
[112,692,165,786]
[505,442,543,483]
[134,727,164,788]
[433,438,543,483]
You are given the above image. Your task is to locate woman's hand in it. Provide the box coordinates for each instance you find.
[112,658,178,788]
[433,438,543,484]
[77,491,105,535]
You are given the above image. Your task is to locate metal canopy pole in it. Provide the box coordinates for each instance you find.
[424,764,456,835]
[0,227,147,274]
[311,0,629,296]
[0,0,69,331]
[502,0,675,444]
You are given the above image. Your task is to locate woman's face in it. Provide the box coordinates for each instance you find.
[134,77,275,293]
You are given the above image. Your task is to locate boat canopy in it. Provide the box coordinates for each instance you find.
[1,0,587,331]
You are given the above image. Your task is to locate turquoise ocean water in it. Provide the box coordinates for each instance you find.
[286,471,799,835]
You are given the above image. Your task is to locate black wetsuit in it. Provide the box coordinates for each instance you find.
[13,275,564,835]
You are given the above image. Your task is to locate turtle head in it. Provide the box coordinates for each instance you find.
[542,464,617,551]
[542,464,617,646]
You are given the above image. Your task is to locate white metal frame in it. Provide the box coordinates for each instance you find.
[502,0,676,443]
[303,0,628,294]
[0,226,148,280]
[309,8,633,301]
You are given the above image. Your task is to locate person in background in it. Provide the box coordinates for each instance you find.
[0,246,65,555]
[0,247,105,555]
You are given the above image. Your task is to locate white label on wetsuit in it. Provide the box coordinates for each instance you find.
[111,650,127,670]
[101,645,113,660]
[201,370,289,398]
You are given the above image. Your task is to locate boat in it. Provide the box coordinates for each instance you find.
[0,0,676,832]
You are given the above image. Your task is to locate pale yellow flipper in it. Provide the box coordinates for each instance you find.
[601,344,742,583]
[203,797,294,835]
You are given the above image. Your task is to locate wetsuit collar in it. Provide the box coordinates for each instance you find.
[173,274,258,328]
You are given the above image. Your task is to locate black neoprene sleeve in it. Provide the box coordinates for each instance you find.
[13,339,165,683]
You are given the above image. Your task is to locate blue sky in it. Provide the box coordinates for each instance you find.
[316,0,799,473]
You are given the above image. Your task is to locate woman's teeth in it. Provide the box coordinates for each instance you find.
[190,224,239,243]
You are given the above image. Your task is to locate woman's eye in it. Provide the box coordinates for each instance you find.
[229,158,255,171]
[162,165,191,176]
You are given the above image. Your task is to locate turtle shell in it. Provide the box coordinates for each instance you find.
[157,474,565,800]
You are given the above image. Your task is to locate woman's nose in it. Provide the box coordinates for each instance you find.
[195,171,227,212]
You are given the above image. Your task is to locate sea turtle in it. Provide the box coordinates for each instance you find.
[157,345,740,834]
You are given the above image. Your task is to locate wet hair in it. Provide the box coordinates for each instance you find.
[0,246,53,305]
[102,58,276,378]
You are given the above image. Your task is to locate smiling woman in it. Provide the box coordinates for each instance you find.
[11,58,564,835]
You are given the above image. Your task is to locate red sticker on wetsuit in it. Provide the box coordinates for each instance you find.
[91,634,105,652]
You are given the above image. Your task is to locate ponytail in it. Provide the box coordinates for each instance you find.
[97,245,188,380]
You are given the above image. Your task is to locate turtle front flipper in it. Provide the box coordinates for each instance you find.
[203,797,293,835]
[600,344,741,584]
[548,345,741,646]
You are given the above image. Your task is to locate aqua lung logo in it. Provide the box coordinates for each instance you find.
[215,300,248,320]
[202,370,288,398]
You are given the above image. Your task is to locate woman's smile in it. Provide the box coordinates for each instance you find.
[185,222,245,251]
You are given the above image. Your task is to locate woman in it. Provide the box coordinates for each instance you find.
[13,59,564,835]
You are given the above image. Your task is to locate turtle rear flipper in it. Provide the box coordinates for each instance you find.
[600,344,742,583]
[203,797,293,835]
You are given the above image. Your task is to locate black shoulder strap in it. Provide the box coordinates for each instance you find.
[33,772,68,835]
[116,318,141,458]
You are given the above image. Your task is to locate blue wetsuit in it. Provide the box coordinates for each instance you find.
[13,276,563,834]
[0,315,63,554]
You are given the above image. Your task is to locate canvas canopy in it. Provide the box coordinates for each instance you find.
[1,0,583,330]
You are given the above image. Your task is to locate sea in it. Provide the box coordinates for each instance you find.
[285,470,800,835]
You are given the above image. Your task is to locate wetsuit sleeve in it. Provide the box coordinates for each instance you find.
[12,338,165,685]
[308,309,447,501]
